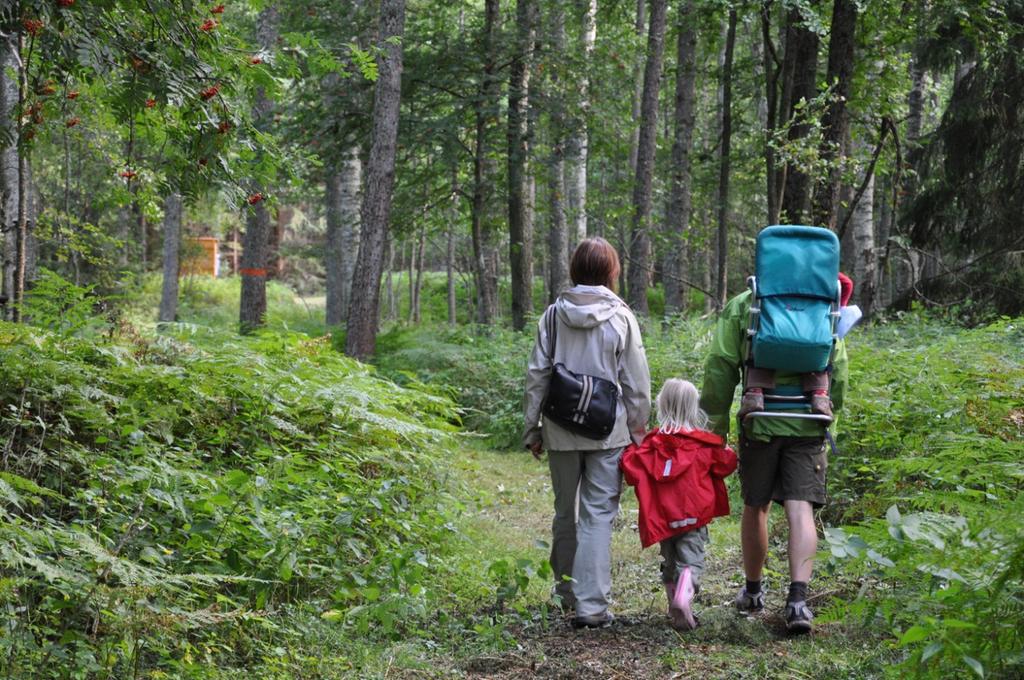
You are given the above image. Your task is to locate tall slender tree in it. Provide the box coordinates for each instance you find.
[470,0,501,323]
[715,9,737,309]
[325,150,362,326]
[507,0,537,330]
[345,0,407,360]
[546,2,571,302]
[812,0,857,230]
[239,5,280,334]
[662,0,698,315]
[626,0,668,314]
[566,0,597,245]
[158,193,183,323]
[779,3,820,224]
[0,32,18,318]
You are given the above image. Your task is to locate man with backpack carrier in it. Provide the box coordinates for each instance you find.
[700,225,850,634]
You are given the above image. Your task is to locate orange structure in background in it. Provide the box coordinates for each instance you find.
[182,237,220,277]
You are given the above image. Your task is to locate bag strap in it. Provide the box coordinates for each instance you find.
[544,305,558,362]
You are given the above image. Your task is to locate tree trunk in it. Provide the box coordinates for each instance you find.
[566,0,596,246]
[386,239,396,319]
[779,4,820,224]
[324,150,363,326]
[626,0,668,314]
[268,206,290,279]
[447,221,457,326]
[761,1,782,225]
[547,2,571,303]
[239,4,280,334]
[662,0,698,315]
[715,10,737,309]
[406,238,415,321]
[158,193,183,323]
[851,165,876,316]
[9,33,27,323]
[812,0,857,230]
[470,0,501,325]
[0,33,16,318]
[413,225,426,323]
[628,0,646,174]
[345,0,406,360]
[507,0,537,330]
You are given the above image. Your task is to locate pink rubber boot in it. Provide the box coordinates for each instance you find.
[671,567,697,630]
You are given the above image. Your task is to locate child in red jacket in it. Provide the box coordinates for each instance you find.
[621,378,737,630]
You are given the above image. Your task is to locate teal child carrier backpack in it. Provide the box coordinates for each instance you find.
[743,225,841,423]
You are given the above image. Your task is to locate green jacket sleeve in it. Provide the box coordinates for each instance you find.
[700,292,748,438]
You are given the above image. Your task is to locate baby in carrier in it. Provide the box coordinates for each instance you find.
[621,379,737,630]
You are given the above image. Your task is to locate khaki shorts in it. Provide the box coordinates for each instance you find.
[738,435,827,508]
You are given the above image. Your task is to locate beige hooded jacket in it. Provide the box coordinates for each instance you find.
[523,285,651,452]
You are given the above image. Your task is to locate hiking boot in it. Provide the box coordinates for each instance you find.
[784,600,814,634]
[571,611,615,629]
[738,389,764,419]
[734,586,765,615]
[810,392,833,419]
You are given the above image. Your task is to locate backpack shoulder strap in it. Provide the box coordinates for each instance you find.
[544,305,558,362]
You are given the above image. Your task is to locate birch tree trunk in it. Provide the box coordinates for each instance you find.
[0,32,17,317]
[345,0,406,359]
[325,150,362,326]
[851,167,876,315]
[158,193,183,323]
[12,32,27,322]
[715,9,738,309]
[812,0,857,230]
[566,0,596,246]
[625,0,668,315]
[239,4,279,334]
[662,0,698,315]
[507,0,537,330]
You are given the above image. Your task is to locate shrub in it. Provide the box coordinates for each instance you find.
[0,279,461,676]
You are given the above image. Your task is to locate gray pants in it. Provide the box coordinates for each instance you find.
[659,526,708,592]
[548,447,623,618]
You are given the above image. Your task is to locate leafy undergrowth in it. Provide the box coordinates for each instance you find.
[0,280,477,677]
[374,314,716,449]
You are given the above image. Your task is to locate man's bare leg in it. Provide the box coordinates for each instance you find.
[784,500,816,582]
[740,503,771,581]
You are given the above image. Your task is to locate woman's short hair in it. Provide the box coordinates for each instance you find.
[570,237,621,291]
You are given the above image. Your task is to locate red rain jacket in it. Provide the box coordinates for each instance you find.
[620,429,737,548]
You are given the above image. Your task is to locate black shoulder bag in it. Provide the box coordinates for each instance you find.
[541,307,619,440]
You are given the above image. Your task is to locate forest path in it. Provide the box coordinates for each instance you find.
[440,447,893,680]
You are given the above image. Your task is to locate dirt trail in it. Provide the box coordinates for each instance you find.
[448,448,894,679]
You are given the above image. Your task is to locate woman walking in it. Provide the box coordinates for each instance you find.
[523,237,651,628]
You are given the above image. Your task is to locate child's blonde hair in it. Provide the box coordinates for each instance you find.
[656,378,708,434]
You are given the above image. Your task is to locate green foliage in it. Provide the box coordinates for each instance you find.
[819,314,1024,679]
[0,277,467,676]
[374,312,719,449]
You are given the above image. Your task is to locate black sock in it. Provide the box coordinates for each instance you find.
[746,579,762,595]
[788,581,808,603]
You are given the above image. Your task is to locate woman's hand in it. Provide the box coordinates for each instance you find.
[528,440,545,460]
